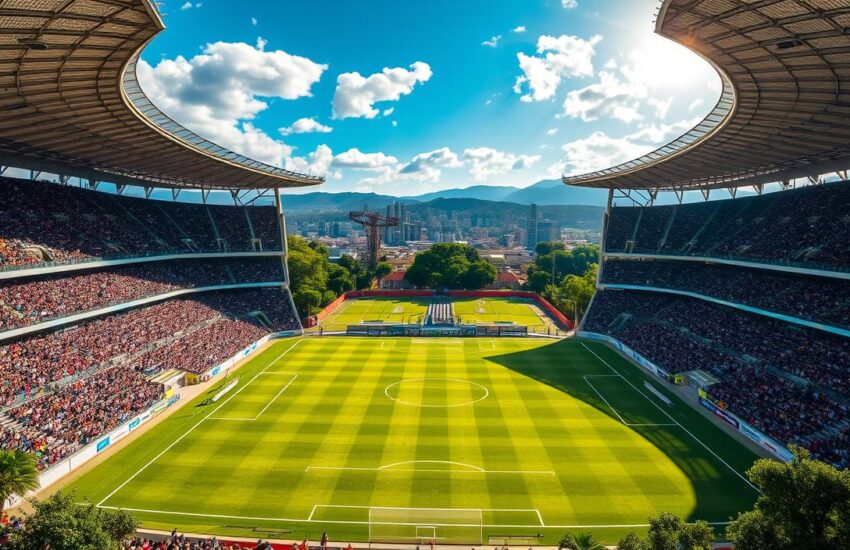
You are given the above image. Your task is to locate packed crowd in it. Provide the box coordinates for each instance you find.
[0,177,283,269]
[0,258,284,331]
[602,259,850,328]
[0,288,298,470]
[0,288,298,407]
[583,289,850,467]
[605,181,850,270]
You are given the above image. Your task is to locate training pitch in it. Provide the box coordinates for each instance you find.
[318,297,430,331]
[67,337,760,544]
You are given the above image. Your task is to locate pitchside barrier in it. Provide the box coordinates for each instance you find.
[368,507,483,545]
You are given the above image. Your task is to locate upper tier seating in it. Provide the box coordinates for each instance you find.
[0,177,282,270]
[605,181,850,270]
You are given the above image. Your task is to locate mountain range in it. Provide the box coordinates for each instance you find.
[280,179,610,212]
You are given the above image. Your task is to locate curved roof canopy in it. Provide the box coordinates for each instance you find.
[0,0,323,190]
[564,0,850,191]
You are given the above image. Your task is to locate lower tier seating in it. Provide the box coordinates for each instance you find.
[583,289,850,468]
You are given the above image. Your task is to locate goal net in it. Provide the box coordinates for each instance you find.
[368,507,483,545]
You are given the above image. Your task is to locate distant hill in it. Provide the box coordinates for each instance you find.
[405,180,609,206]
[406,185,517,203]
[279,191,419,212]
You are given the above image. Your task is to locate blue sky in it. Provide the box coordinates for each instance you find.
[139,0,719,196]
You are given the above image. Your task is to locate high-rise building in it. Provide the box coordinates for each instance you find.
[526,203,539,249]
[385,202,406,245]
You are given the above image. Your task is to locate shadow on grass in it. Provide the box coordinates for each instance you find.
[483,338,759,526]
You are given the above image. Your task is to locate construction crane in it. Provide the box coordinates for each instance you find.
[349,208,399,269]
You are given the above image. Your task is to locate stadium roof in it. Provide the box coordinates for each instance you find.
[0,0,323,191]
[563,0,850,192]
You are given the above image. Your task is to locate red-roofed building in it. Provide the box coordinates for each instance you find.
[379,270,413,290]
[493,270,522,290]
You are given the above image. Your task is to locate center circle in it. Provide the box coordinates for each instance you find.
[385,378,489,408]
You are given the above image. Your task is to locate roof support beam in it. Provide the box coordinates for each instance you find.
[144,186,153,199]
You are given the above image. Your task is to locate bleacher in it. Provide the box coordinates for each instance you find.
[0,176,282,271]
[426,298,455,326]
[586,182,850,468]
[605,181,850,271]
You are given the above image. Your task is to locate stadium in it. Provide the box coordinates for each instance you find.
[0,0,848,548]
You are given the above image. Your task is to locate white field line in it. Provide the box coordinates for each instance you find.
[580,342,760,493]
[96,340,303,507]
[98,505,731,529]
[583,376,628,425]
[583,376,677,428]
[305,460,555,475]
[313,504,543,526]
[208,374,297,422]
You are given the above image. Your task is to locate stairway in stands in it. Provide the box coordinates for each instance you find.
[426,297,455,326]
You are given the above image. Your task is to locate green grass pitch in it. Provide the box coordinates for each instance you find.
[318,297,430,331]
[452,297,554,329]
[66,337,760,545]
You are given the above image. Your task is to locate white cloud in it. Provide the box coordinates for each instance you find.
[463,147,541,181]
[251,17,258,26]
[383,107,395,117]
[513,26,526,33]
[332,62,432,119]
[180,1,192,9]
[391,120,398,127]
[562,0,578,8]
[399,147,463,182]
[332,148,398,170]
[279,117,332,136]
[546,128,558,136]
[482,35,502,48]
[137,38,327,171]
[514,34,602,102]
[285,144,334,177]
[562,68,646,123]
[552,118,699,177]
[346,147,465,187]
[689,98,705,111]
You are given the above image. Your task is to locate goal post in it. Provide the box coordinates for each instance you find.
[368,507,483,545]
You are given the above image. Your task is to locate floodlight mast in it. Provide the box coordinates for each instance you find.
[349,209,400,269]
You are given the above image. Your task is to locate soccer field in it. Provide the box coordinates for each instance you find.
[66,337,759,544]
[318,297,430,331]
[452,297,556,331]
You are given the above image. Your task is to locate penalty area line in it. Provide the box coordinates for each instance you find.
[95,339,304,508]
[580,342,760,493]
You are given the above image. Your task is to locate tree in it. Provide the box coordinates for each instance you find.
[558,532,603,550]
[616,532,646,550]
[292,289,322,317]
[9,491,137,550]
[327,265,355,295]
[0,450,39,515]
[374,262,393,280]
[535,241,566,256]
[405,243,496,289]
[726,447,850,550]
[646,512,684,550]
[678,520,714,550]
